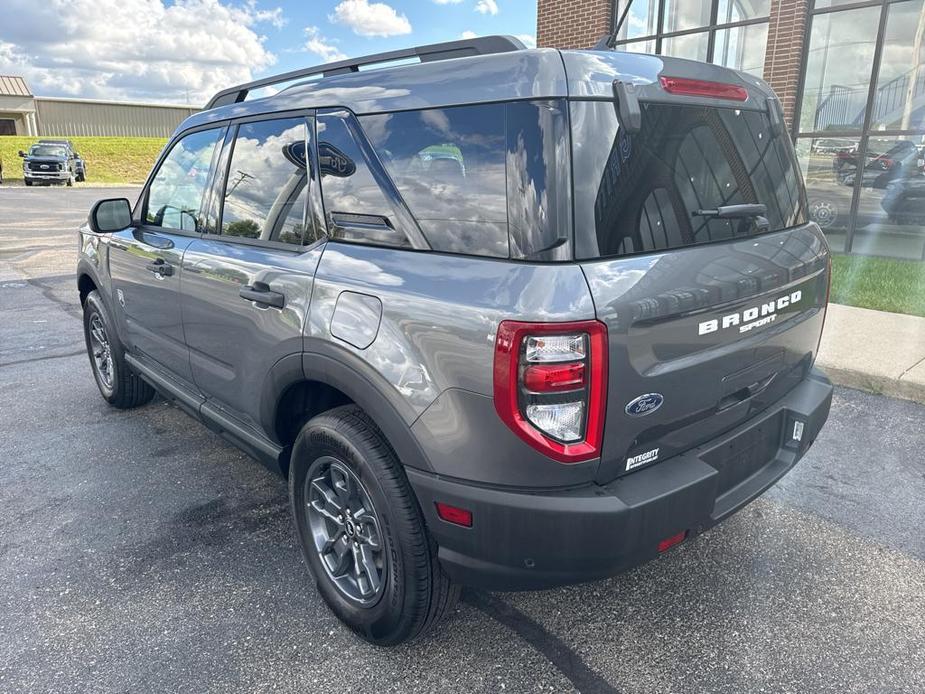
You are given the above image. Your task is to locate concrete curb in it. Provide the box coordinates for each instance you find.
[816,304,925,405]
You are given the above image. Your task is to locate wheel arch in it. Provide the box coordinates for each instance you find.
[77,271,97,306]
[264,347,435,477]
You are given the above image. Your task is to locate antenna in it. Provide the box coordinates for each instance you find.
[594,0,637,51]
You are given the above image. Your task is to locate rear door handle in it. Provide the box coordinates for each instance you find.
[145,259,174,276]
[239,281,285,309]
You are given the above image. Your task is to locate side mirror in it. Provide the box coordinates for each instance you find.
[89,198,133,233]
[18,150,25,158]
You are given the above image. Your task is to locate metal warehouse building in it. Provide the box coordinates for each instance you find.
[0,75,198,138]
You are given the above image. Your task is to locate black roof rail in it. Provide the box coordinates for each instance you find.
[205,35,526,110]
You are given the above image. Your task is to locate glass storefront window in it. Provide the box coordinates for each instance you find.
[852,135,925,259]
[662,31,710,61]
[813,0,867,9]
[663,0,712,33]
[870,0,925,132]
[612,1,770,69]
[618,39,657,54]
[799,5,881,134]
[716,0,770,24]
[617,0,659,41]
[796,136,861,252]
[713,22,769,75]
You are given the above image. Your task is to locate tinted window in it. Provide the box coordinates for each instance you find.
[572,101,806,259]
[361,104,509,257]
[146,128,223,231]
[506,100,572,260]
[221,118,309,246]
[316,112,411,248]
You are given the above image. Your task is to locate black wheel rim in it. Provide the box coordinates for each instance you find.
[88,313,114,389]
[305,456,385,605]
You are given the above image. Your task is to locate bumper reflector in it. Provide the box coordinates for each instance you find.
[657,531,687,553]
[435,502,473,527]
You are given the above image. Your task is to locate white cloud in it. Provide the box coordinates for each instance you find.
[304,26,348,62]
[0,0,282,104]
[329,0,412,37]
[244,0,286,28]
[515,33,536,48]
[475,0,498,15]
[434,0,464,4]
[460,30,478,39]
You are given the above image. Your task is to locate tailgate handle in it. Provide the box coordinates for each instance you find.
[717,373,776,412]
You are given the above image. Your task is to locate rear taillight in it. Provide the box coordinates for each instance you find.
[493,320,608,464]
[659,75,748,102]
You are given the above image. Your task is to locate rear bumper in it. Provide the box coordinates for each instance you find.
[408,368,833,591]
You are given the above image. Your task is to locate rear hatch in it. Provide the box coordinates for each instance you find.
[564,52,830,484]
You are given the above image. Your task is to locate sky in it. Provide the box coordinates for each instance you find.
[0,0,538,106]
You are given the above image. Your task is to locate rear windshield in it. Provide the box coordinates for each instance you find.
[572,101,806,260]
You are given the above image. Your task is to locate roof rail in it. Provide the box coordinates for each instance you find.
[205,35,526,110]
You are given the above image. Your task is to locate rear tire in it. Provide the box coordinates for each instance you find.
[82,290,155,409]
[290,405,459,645]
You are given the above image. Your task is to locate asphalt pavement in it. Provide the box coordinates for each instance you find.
[1,186,924,694]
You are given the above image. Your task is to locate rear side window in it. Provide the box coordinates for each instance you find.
[571,101,806,259]
[145,128,223,232]
[316,111,413,249]
[360,105,509,257]
[220,117,309,246]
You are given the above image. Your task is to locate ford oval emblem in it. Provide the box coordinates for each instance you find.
[625,393,664,417]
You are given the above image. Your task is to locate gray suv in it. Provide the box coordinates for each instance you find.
[77,36,833,645]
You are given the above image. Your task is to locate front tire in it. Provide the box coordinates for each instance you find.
[24,179,33,187]
[290,405,459,645]
[82,290,155,409]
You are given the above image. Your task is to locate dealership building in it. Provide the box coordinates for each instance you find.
[0,75,198,138]
[539,0,925,261]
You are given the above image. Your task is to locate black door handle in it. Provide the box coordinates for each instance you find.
[239,281,285,309]
[145,259,174,276]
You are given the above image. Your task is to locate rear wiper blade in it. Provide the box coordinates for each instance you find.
[693,203,767,219]
[693,204,769,232]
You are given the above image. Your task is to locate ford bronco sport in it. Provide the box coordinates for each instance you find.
[77,36,833,645]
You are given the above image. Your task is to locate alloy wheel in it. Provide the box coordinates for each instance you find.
[88,313,114,389]
[305,456,386,605]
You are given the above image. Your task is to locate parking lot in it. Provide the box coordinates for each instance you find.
[1,186,924,694]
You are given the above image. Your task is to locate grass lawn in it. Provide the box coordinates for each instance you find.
[0,136,167,184]
[831,254,925,318]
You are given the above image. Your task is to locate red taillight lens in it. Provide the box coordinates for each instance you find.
[435,502,472,527]
[659,75,748,102]
[493,320,608,464]
[523,362,586,392]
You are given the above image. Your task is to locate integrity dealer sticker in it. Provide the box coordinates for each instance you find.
[626,447,659,471]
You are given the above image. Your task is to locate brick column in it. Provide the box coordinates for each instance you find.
[537,0,613,49]
[763,0,811,127]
